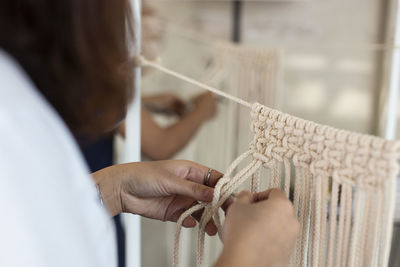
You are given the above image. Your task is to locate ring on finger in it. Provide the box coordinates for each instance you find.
[204,168,213,186]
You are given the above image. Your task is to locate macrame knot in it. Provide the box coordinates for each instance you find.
[173,102,400,267]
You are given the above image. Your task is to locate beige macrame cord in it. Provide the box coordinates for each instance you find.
[138,55,400,267]
[172,103,400,267]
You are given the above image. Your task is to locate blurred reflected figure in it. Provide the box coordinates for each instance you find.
[139,3,218,160]
[141,92,217,160]
[143,93,186,116]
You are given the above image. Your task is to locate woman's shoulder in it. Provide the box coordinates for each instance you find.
[0,49,88,184]
[0,50,116,267]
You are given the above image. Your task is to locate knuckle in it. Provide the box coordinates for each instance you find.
[179,159,191,166]
[270,188,285,197]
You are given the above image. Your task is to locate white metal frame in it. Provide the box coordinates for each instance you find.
[125,1,142,267]
[381,0,400,140]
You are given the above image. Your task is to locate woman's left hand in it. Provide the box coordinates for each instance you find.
[142,93,186,116]
[93,160,223,235]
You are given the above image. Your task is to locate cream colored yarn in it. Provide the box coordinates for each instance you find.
[138,42,400,267]
[139,42,282,267]
[210,41,281,108]
[174,103,400,267]
[192,41,282,173]
[176,43,281,265]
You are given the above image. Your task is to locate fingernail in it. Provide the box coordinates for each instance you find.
[183,218,196,228]
[238,190,251,197]
[208,225,217,236]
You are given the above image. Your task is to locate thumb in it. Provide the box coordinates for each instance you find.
[167,176,214,202]
[236,190,253,204]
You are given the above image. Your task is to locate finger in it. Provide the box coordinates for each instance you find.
[166,198,217,235]
[174,102,186,117]
[167,160,224,188]
[209,92,217,100]
[193,169,223,188]
[264,188,287,200]
[221,196,234,213]
[205,91,215,97]
[191,209,218,236]
[164,195,195,221]
[257,188,296,216]
[174,98,186,108]
[182,216,196,228]
[163,196,198,226]
[205,220,218,236]
[168,208,197,228]
[184,162,224,188]
[166,175,214,202]
[252,188,287,203]
[171,99,186,115]
[252,188,274,202]
[236,190,253,204]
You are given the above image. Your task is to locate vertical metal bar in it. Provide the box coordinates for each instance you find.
[385,1,400,140]
[384,2,400,267]
[231,0,242,159]
[232,1,242,43]
[380,0,400,140]
[125,1,142,267]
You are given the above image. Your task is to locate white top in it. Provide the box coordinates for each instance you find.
[0,50,117,267]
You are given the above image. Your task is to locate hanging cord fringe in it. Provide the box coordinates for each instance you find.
[133,52,400,267]
[137,56,252,108]
[173,151,262,267]
[171,100,400,267]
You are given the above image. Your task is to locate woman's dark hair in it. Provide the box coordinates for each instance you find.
[0,0,134,137]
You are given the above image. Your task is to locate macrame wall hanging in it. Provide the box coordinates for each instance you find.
[169,42,282,266]
[139,52,400,267]
[172,102,400,267]
[187,41,282,172]
[139,39,282,266]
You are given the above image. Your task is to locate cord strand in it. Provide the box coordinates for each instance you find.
[139,56,252,108]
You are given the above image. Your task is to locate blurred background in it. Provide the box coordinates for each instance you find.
[126,0,400,266]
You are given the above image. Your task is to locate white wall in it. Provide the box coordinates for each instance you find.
[147,0,388,134]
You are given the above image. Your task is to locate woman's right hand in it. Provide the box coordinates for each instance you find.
[216,189,299,267]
